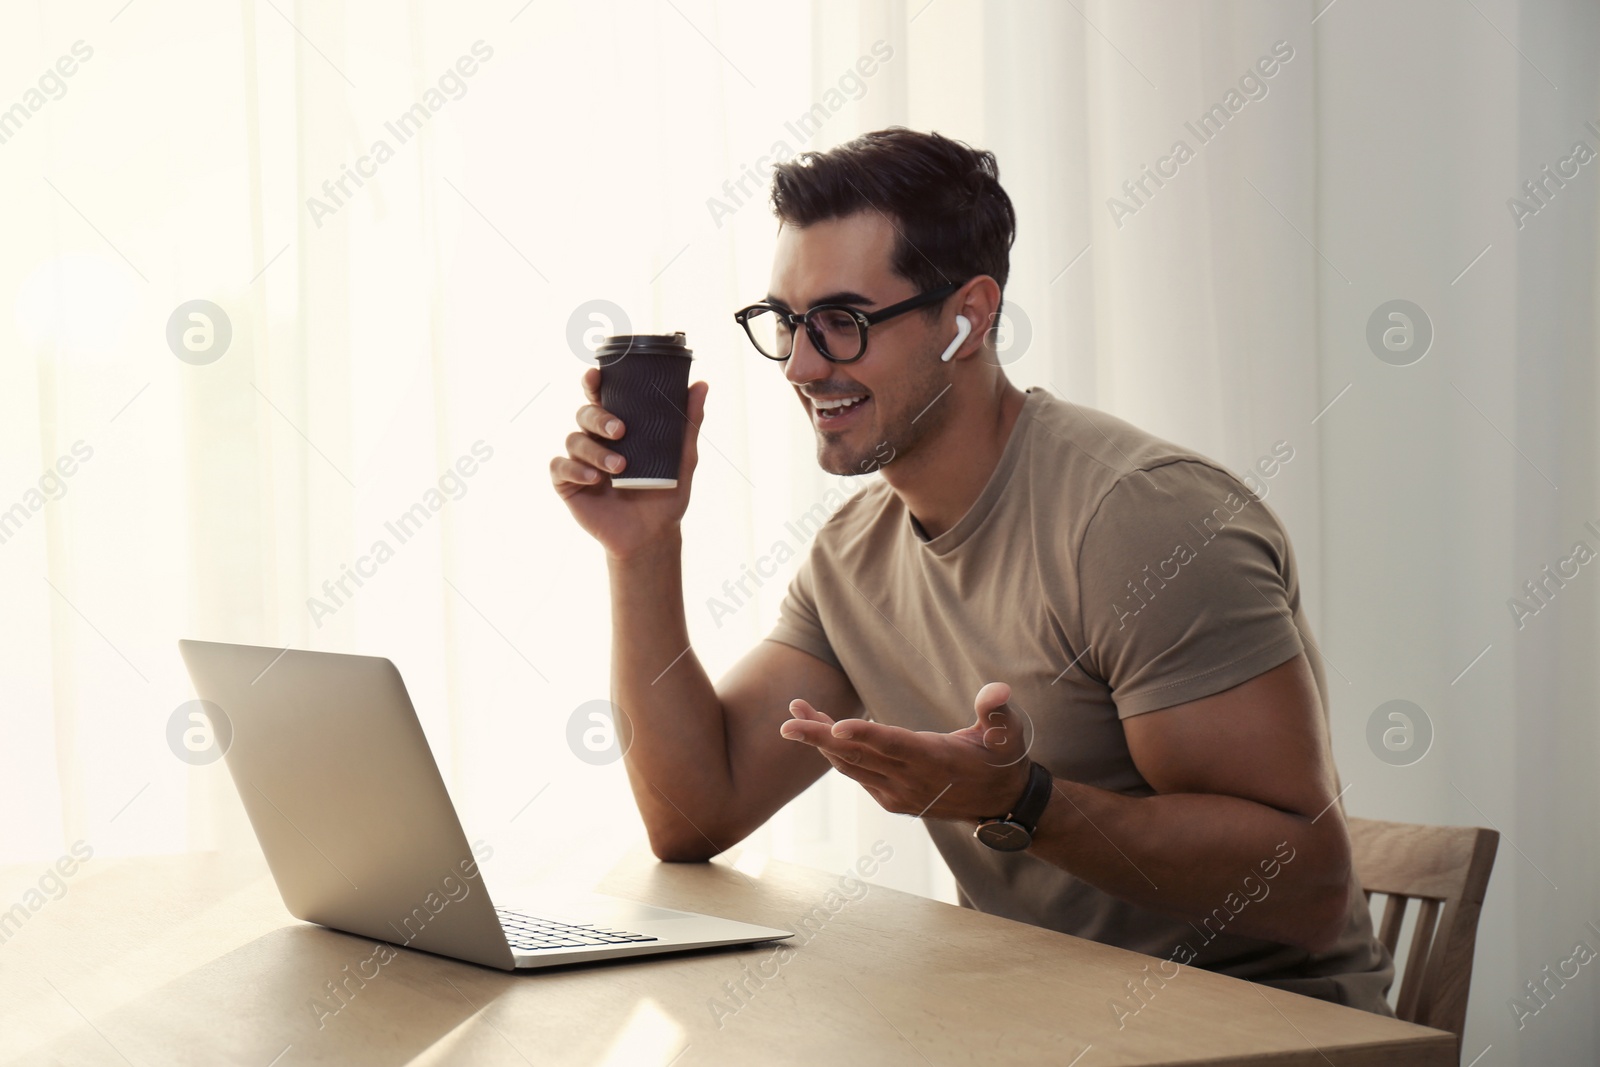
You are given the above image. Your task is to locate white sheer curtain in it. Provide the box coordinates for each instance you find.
[5,1,1596,1062]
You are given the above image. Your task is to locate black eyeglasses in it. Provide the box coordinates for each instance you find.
[734,280,964,364]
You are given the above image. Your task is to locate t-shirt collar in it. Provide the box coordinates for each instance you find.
[908,386,1044,555]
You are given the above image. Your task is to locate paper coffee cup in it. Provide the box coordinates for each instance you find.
[596,332,694,489]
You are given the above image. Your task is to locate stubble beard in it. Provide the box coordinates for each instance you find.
[814,336,951,477]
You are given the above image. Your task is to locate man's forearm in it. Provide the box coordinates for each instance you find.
[606,528,735,856]
[1023,778,1352,952]
[780,675,1354,953]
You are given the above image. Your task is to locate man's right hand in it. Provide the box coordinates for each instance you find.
[550,365,863,862]
[550,367,709,560]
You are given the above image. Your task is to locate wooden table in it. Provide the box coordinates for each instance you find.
[0,846,1455,1065]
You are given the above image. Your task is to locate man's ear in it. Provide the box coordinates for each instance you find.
[950,276,1003,363]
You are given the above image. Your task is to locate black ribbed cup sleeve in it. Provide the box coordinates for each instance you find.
[597,336,693,485]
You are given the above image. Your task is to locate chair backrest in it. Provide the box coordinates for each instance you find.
[1347,817,1500,1049]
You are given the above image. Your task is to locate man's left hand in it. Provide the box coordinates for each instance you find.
[779,681,1034,821]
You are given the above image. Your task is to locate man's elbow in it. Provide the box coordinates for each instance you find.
[650,839,718,863]
[645,824,721,863]
[1299,855,1355,954]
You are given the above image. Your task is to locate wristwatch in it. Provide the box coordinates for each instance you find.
[974,760,1054,852]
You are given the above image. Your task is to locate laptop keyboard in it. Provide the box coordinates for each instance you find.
[496,907,659,952]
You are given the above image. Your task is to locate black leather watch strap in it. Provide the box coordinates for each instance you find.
[1007,760,1054,833]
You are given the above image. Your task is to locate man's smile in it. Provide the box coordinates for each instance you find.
[805,391,872,428]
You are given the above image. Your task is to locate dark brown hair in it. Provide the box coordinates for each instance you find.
[769,127,1017,322]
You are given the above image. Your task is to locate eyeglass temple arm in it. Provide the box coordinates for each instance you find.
[861,280,965,325]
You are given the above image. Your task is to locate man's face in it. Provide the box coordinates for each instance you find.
[767,211,956,476]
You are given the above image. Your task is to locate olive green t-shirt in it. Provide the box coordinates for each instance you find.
[766,386,1395,1014]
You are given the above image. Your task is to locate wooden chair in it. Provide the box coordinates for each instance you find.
[1347,817,1500,1054]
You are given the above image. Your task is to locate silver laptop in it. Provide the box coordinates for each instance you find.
[177,639,792,970]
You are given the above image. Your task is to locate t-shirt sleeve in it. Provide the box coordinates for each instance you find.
[1077,461,1305,718]
[765,548,844,672]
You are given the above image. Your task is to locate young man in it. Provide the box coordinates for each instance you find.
[551,127,1394,1015]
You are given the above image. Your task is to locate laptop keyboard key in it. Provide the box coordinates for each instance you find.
[497,908,658,951]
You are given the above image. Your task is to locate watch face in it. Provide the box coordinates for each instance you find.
[975,820,1031,852]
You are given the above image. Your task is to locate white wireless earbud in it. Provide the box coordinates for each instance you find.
[939,314,972,362]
